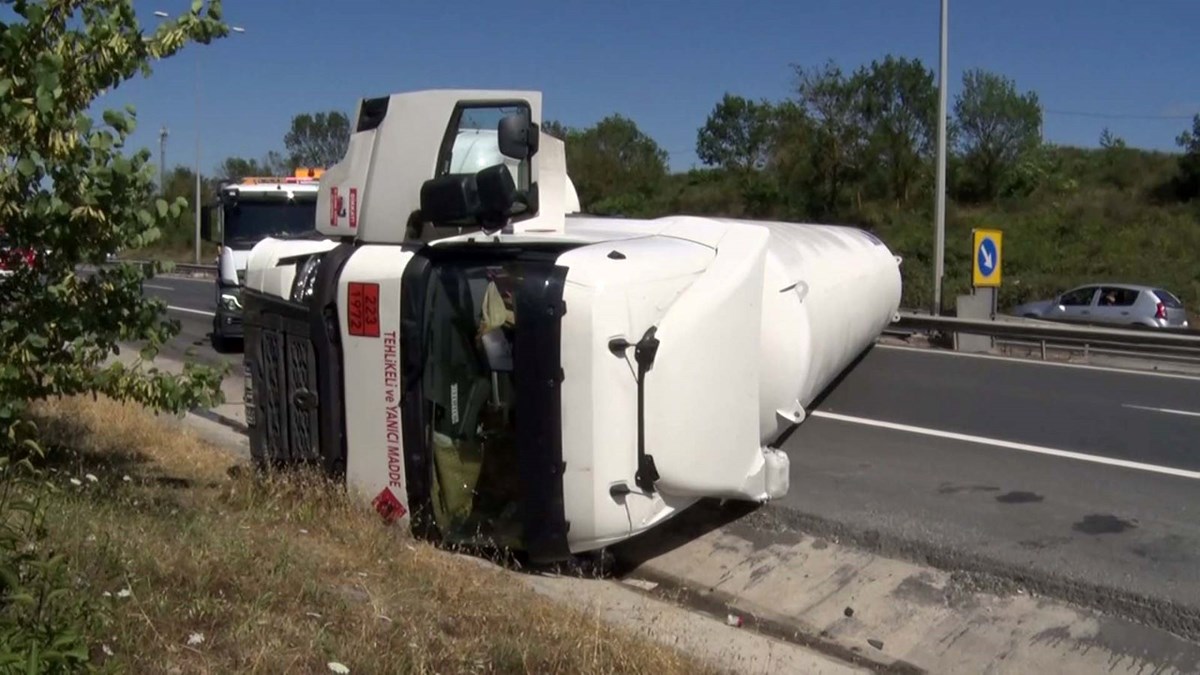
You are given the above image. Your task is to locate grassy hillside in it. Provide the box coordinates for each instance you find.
[132,145,1199,315]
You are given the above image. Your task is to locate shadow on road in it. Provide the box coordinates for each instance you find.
[607,498,761,576]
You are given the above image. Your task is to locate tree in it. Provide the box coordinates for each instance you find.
[696,94,778,172]
[562,114,669,214]
[854,56,938,205]
[1099,127,1126,150]
[790,61,868,217]
[284,111,350,169]
[0,0,228,666]
[218,156,267,181]
[541,119,571,141]
[263,149,291,175]
[952,69,1042,201]
[1098,127,1134,190]
[1175,114,1200,201]
[157,165,219,247]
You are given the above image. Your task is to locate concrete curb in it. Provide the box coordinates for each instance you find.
[615,504,1200,675]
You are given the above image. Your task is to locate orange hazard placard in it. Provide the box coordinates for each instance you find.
[347,282,380,337]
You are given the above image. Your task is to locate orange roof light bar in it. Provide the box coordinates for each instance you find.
[239,168,325,185]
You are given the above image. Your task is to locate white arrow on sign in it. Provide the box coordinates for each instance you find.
[980,242,993,269]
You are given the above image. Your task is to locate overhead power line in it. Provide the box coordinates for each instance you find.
[1043,108,1196,121]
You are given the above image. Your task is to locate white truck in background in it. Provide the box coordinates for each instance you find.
[199,169,324,351]
[239,89,902,566]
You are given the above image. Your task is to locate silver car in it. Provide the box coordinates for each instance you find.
[1012,283,1189,329]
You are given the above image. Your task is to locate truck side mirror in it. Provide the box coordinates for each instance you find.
[200,206,214,242]
[419,174,480,226]
[497,111,535,160]
[476,163,518,219]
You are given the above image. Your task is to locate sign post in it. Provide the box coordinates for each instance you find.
[972,228,1002,318]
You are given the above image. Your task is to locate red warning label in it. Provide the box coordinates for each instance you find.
[372,487,406,523]
[347,282,380,337]
[349,188,358,229]
[329,187,339,226]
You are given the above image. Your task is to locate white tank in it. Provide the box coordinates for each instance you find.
[554,215,902,552]
[755,220,902,441]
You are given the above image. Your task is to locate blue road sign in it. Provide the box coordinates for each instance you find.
[977,237,997,277]
[972,229,1002,287]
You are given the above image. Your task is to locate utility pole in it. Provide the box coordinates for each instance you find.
[932,0,949,315]
[159,125,168,197]
[194,52,202,265]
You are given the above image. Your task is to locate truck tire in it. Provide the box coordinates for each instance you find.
[212,318,232,353]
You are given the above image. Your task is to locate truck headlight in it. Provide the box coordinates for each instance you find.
[220,288,243,312]
[290,253,324,303]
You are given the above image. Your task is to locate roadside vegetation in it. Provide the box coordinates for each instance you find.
[30,395,703,674]
[146,57,1200,315]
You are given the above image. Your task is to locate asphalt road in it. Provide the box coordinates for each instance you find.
[142,275,227,365]
[776,346,1200,634]
[150,275,1200,633]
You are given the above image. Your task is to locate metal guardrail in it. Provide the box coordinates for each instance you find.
[891,312,1200,364]
[895,312,1200,347]
[112,259,218,276]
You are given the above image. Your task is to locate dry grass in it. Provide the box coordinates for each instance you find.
[29,396,710,675]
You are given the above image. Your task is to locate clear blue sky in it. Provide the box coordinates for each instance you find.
[99,0,1200,174]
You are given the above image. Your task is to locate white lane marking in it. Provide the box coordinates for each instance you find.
[154,274,212,283]
[167,305,215,317]
[143,284,174,291]
[1122,404,1200,419]
[811,410,1200,481]
[876,344,1200,382]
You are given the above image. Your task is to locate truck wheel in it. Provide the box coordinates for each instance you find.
[211,320,231,353]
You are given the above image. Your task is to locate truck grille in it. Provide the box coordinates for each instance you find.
[244,293,320,465]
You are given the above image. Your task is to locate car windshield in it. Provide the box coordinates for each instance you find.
[223,197,317,248]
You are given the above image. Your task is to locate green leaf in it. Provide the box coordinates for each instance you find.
[16,158,35,177]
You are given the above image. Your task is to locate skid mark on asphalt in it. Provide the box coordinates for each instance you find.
[811,410,1200,481]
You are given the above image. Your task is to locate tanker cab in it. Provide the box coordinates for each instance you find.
[332,91,586,563]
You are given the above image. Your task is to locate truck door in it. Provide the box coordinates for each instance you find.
[316,90,544,244]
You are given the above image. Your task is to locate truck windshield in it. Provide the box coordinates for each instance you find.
[422,259,523,550]
[223,198,317,248]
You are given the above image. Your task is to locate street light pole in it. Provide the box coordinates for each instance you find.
[194,52,201,264]
[158,125,168,196]
[932,0,949,315]
[153,11,243,265]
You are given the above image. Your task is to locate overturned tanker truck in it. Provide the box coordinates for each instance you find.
[240,89,903,564]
